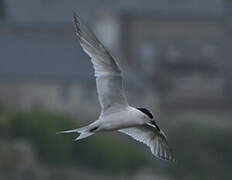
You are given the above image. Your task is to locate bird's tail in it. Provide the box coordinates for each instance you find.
[57,122,99,141]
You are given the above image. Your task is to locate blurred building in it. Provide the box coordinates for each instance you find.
[0,0,232,116]
[95,11,232,109]
[2,0,226,23]
[0,23,99,116]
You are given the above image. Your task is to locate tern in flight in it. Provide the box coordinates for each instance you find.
[59,12,175,162]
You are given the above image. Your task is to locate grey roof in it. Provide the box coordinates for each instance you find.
[0,24,94,83]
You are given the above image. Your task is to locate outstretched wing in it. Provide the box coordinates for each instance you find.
[72,12,128,116]
[118,125,175,162]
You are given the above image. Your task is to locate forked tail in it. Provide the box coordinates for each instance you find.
[57,122,99,141]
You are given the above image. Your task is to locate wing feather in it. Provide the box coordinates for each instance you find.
[118,125,175,162]
[72,12,128,115]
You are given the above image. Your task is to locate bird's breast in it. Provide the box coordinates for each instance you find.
[99,108,144,131]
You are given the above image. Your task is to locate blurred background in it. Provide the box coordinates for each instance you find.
[0,0,232,179]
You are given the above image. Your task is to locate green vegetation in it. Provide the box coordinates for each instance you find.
[1,110,232,178]
[166,111,232,179]
[0,111,151,172]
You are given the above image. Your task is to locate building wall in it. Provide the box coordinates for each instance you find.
[124,17,227,64]
[1,0,231,113]
[0,82,100,118]
[0,14,160,117]
[0,81,161,118]
[108,14,232,107]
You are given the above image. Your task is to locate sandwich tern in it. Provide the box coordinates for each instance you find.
[59,12,175,162]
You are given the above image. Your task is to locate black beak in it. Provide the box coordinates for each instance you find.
[151,120,161,132]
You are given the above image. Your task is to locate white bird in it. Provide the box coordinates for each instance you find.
[59,12,175,162]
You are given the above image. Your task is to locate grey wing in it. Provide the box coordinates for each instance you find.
[72,12,128,116]
[118,126,175,162]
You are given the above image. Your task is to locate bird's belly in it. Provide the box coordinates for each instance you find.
[99,113,143,131]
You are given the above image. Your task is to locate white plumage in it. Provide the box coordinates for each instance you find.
[58,12,175,162]
[119,126,175,162]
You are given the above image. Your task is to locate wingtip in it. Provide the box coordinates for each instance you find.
[164,153,177,163]
[72,11,80,25]
[72,11,81,37]
[72,10,78,18]
[157,154,177,163]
